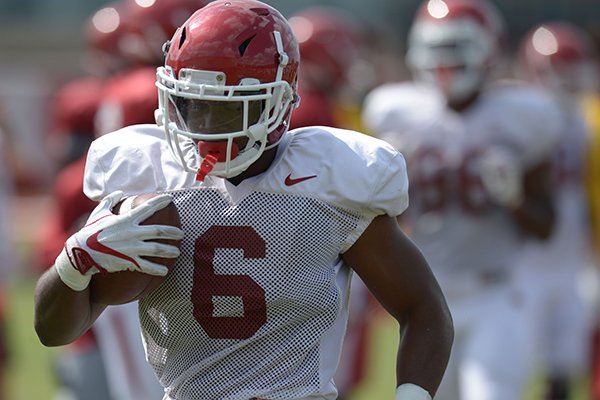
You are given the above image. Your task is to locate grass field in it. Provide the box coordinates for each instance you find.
[6,276,58,399]
[5,274,592,400]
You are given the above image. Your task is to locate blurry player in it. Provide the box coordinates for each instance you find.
[46,77,105,169]
[516,21,599,400]
[33,1,454,399]
[362,0,561,399]
[288,6,371,132]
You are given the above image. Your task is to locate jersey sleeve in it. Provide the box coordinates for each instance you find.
[284,127,409,220]
[336,134,409,253]
[83,125,189,201]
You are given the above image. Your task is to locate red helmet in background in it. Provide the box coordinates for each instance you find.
[406,0,505,102]
[48,77,105,166]
[94,67,159,137]
[156,0,300,179]
[288,6,364,92]
[51,77,105,137]
[84,2,133,76]
[518,22,599,97]
[121,0,213,67]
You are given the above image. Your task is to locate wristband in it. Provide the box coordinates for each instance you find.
[54,247,92,291]
[395,383,432,400]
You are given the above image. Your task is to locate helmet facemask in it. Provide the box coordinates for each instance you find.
[156,61,295,180]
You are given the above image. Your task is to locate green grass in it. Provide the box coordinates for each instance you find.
[6,277,58,400]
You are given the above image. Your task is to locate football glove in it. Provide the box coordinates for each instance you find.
[54,191,185,291]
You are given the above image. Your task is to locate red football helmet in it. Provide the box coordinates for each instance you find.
[120,0,213,67]
[95,67,159,137]
[288,7,364,92]
[518,22,599,97]
[406,0,505,102]
[155,0,300,179]
[84,2,133,76]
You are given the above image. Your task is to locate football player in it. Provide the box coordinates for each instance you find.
[362,0,561,399]
[516,21,599,400]
[33,1,454,399]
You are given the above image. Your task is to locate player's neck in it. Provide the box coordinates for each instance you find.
[447,91,481,113]
[226,147,278,186]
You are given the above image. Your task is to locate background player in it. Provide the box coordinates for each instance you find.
[33,1,454,399]
[362,0,561,398]
[516,21,600,400]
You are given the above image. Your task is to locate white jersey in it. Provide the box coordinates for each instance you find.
[84,124,408,400]
[363,81,561,297]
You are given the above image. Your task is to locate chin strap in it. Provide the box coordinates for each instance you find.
[196,154,218,182]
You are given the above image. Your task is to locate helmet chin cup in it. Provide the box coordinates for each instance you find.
[248,123,268,141]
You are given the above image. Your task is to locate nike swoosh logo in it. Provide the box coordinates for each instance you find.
[86,230,141,271]
[285,173,317,186]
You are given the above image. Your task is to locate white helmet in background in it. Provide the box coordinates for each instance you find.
[406,0,505,103]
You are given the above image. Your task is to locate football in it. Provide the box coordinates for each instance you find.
[89,193,182,305]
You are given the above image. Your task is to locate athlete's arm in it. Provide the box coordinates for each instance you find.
[342,214,453,397]
[34,268,106,346]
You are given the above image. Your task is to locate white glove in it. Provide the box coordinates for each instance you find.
[479,146,523,208]
[55,191,185,291]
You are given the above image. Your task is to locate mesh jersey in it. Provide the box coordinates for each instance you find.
[362,80,561,296]
[83,124,408,399]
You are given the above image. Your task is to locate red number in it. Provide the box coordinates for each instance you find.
[410,147,491,214]
[192,225,267,339]
[410,147,447,212]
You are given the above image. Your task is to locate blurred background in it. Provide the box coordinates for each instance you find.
[0,0,598,399]
[0,0,599,196]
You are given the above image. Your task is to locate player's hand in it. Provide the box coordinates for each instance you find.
[54,191,185,291]
[479,146,523,209]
